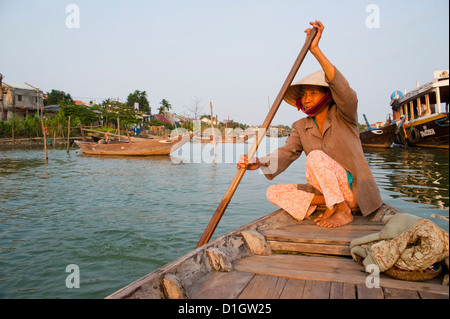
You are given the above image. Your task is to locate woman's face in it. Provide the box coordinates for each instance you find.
[300,85,326,112]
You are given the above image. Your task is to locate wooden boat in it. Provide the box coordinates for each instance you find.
[74,134,190,156]
[391,70,449,149]
[359,123,397,148]
[106,204,448,299]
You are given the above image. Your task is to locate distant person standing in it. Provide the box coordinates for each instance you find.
[237,20,382,227]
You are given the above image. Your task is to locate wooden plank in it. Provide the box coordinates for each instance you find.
[189,271,254,299]
[302,280,331,299]
[356,284,384,299]
[378,274,449,295]
[384,288,420,299]
[268,240,350,256]
[418,291,450,299]
[234,255,368,285]
[330,282,356,299]
[233,255,449,296]
[262,223,384,246]
[301,214,384,225]
[238,275,288,299]
[278,278,307,299]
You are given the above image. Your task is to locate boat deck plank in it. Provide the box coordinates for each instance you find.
[261,215,385,256]
[107,205,448,299]
[237,275,288,299]
[189,271,255,299]
[190,211,448,299]
[233,254,448,296]
[190,254,448,299]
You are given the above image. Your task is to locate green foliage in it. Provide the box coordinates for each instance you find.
[59,100,98,125]
[126,90,150,113]
[0,115,41,138]
[101,98,140,129]
[181,121,193,132]
[158,99,172,114]
[149,118,174,130]
[44,89,73,106]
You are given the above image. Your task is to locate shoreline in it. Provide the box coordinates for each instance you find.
[0,136,83,146]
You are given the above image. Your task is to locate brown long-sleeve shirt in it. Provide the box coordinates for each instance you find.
[260,68,382,216]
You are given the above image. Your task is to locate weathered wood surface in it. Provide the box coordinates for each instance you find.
[261,215,385,256]
[107,204,448,299]
[189,254,448,299]
[75,134,190,156]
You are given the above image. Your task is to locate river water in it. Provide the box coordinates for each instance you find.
[0,138,448,298]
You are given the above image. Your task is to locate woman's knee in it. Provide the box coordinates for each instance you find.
[266,184,294,202]
[306,150,327,167]
[266,185,281,201]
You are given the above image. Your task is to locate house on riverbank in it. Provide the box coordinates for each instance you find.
[1,82,44,121]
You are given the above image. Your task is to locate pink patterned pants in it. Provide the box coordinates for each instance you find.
[266,150,357,220]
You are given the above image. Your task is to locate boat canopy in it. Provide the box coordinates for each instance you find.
[390,72,449,122]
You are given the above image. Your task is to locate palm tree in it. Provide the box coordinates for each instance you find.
[158,99,172,114]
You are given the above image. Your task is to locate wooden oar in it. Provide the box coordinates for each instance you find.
[196,27,318,248]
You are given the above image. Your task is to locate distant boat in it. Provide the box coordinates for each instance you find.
[192,134,249,143]
[359,114,397,148]
[266,127,284,138]
[74,134,190,156]
[390,70,449,149]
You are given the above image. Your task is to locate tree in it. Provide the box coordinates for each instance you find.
[126,90,150,113]
[59,100,98,125]
[158,99,172,114]
[44,89,73,106]
[187,96,203,119]
[102,98,139,128]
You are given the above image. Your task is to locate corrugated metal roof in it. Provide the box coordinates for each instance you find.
[3,82,35,90]
[154,114,169,123]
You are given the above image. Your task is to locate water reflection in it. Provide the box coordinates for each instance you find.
[363,147,449,210]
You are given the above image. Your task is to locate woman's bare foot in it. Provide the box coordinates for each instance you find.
[314,205,336,223]
[316,201,353,228]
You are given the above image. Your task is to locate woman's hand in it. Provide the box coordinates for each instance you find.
[305,20,324,55]
[237,155,262,170]
[305,20,335,81]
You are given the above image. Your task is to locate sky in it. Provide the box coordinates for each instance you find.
[1,0,448,126]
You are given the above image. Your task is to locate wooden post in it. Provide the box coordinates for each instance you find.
[435,88,441,114]
[67,116,71,154]
[117,117,120,141]
[210,101,217,159]
[0,73,4,121]
[11,87,15,145]
[417,98,422,116]
[41,105,48,163]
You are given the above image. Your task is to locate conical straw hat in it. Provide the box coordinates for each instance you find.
[284,70,329,107]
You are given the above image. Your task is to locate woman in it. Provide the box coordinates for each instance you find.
[237,21,382,228]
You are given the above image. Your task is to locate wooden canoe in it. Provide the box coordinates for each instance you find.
[359,123,397,148]
[106,203,449,299]
[74,134,190,156]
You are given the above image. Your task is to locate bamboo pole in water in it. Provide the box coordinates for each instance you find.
[41,105,48,163]
[196,27,318,248]
[67,116,71,154]
[210,101,217,160]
